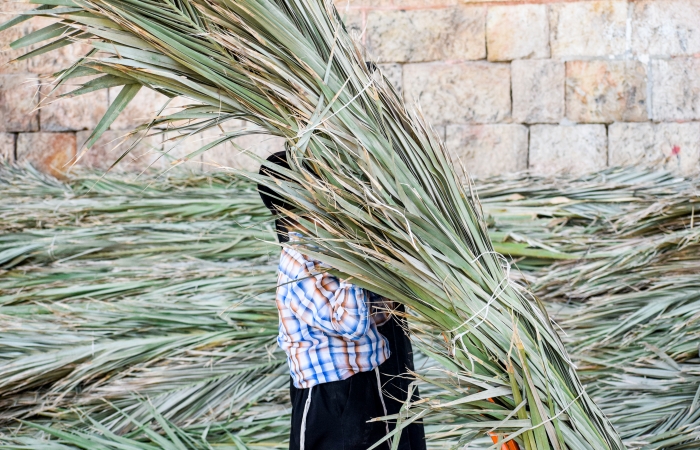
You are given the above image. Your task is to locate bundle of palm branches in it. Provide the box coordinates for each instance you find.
[3,2,623,448]
[0,166,698,450]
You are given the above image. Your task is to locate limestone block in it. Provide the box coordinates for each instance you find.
[609,122,700,176]
[403,62,510,126]
[651,58,700,121]
[16,132,76,178]
[201,129,285,173]
[0,3,62,74]
[648,123,700,176]
[377,63,402,95]
[40,77,108,131]
[109,87,173,131]
[0,2,33,74]
[529,125,607,175]
[512,60,564,124]
[75,130,163,172]
[23,17,92,75]
[27,42,93,76]
[0,74,39,132]
[566,60,647,123]
[486,5,549,62]
[445,124,528,178]
[632,0,700,56]
[366,7,485,63]
[0,24,29,74]
[550,1,627,57]
[0,133,14,161]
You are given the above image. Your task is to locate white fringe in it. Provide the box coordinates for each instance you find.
[300,385,313,450]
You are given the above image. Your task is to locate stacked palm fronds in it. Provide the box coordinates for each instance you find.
[3,2,623,448]
[0,166,291,448]
[0,166,698,449]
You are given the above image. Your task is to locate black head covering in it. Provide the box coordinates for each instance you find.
[257,60,378,242]
[258,151,295,243]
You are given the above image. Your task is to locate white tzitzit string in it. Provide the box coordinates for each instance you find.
[449,251,515,362]
[300,385,313,450]
[375,367,391,437]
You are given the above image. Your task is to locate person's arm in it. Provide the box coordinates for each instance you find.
[279,248,370,340]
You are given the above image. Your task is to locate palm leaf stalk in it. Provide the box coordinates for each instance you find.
[2,1,626,448]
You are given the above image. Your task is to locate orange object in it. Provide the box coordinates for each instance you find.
[489,432,520,450]
[486,398,519,450]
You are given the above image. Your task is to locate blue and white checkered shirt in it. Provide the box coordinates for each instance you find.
[276,233,391,389]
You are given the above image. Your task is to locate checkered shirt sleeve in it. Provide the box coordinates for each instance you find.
[278,247,371,341]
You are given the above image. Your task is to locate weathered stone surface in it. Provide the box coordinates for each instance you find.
[403,62,510,125]
[0,9,31,74]
[0,5,91,75]
[651,58,700,121]
[632,0,700,56]
[0,74,39,132]
[529,125,607,175]
[16,132,76,178]
[75,130,163,172]
[366,7,485,63]
[0,2,45,74]
[109,87,172,131]
[550,1,627,57]
[609,122,700,175]
[40,77,108,131]
[201,129,285,173]
[608,122,654,166]
[20,17,92,75]
[0,133,14,161]
[566,60,647,123]
[445,124,528,178]
[512,60,564,124]
[486,5,549,62]
[0,27,29,74]
[377,63,402,95]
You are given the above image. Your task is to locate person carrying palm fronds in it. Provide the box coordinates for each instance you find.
[258,151,426,450]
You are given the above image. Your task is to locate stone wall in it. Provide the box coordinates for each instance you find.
[2,0,700,178]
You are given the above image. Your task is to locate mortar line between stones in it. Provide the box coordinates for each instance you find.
[345,0,621,13]
[605,124,609,167]
[526,125,531,169]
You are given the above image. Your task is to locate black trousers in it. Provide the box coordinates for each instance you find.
[376,306,426,450]
[289,307,426,450]
[289,369,390,450]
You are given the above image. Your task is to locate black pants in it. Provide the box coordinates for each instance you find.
[377,306,426,450]
[289,308,426,450]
